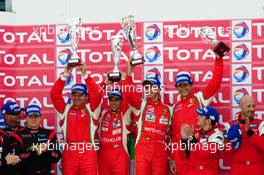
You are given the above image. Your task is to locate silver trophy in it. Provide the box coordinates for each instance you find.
[200,27,230,58]
[66,18,82,67]
[108,30,123,82]
[121,15,144,65]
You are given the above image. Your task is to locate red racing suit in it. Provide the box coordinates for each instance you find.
[181,128,225,175]
[97,79,133,175]
[171,58,223,174]
[50,75,102,175]
[124,76,172,175]
[98,108,131,175]
[226,114,264,175]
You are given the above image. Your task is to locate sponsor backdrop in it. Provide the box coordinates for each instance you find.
[0,19,264,174]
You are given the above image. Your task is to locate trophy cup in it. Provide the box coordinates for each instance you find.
[108,30,123,82]
[121,15,144,65]
[66,18,82,67]
[200,27,230,58]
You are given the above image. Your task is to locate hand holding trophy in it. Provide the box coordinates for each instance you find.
[66,18,82,67]
[108,30,124,82]
[200,27,230,58]
[121,15,144,65]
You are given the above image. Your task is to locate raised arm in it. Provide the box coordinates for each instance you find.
[123,62,142,110]
[79,63,103,119]
[50,66,73,114]
[202,57,223,99]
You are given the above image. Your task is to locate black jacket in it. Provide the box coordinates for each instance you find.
[7,127,62,175]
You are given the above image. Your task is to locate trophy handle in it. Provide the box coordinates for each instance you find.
[128,27,136,50]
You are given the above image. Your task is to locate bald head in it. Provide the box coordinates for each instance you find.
[240,96,255,107]
[239,95,255,119]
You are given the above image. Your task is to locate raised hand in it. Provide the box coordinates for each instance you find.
[78,61,87,75]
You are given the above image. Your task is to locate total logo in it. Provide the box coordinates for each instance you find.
[232,20,251,40]
[144,66,163,84]
[232,86,251,106]
[232,64,251,84]
[232,42,251,62]
[57,48,72,66]
[56,25,70,45]
[144,44,163,64]
[146,67,161,79]
[144,23,163,42]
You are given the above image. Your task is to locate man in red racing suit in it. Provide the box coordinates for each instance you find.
[97,77,132,175]
[125,65,172,175]
[226,96,264,175]
[50,63,103,175]
[180,106,226,175]
[170,55,224,174]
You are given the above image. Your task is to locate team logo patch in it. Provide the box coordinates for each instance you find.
[38,138,48,142]
[103,120,109,126]
[113,120,121,129]
[250,123,258,128]
[174,105,182,112]
[146,114,155,122]
[113,128,122,135]
[190,98,194,104]
[102,127,108,132]
[159,117,168,125]
[200,138,207,144]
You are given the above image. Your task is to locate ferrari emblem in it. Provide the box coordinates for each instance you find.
[162,109,167,115]
[81,108,86,114]
[190,98,194,104]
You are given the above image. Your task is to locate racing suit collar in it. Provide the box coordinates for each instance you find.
[27,126,41,133]
[180,92,194,101]
[147,98,161,106]
[111,109,121,116]
[72,103,86,110]
[237,113,254,124]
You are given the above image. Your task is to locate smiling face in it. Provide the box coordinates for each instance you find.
[71,92,88,107]
[109,97,122,112]
[25,114,41,129]
[176,83,192,98]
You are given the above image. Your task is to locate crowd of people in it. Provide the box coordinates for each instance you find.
[0,53,263,175]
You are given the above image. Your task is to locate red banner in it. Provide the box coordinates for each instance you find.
[1,19,264,175]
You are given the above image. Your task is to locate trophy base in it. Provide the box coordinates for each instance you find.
[131,58,144,66]
[68,59,82,67]
[213,41,230,58]
[108,72,121,82]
